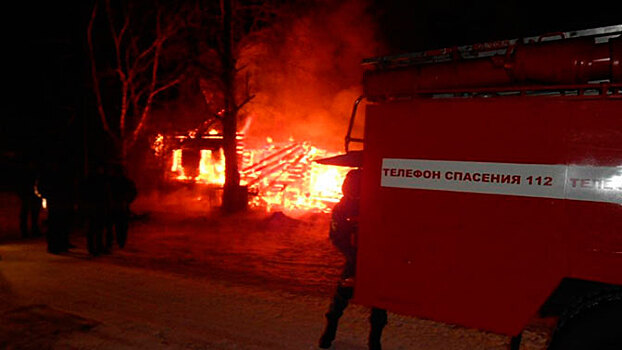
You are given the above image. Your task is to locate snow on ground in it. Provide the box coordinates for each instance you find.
[0,192,548,349]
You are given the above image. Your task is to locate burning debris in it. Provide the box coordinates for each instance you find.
[155,132,352,214]
[242,141,351,213]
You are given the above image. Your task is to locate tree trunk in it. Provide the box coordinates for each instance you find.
[220,0,246,213]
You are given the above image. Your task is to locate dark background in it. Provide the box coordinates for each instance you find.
[373,0,622,53]
[2,0,621,163]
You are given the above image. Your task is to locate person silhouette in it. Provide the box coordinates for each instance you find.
[319,168,387,350]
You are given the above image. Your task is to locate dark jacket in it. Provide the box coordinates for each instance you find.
[329,195,359,278]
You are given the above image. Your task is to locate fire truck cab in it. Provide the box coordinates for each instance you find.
[346,25,622,349]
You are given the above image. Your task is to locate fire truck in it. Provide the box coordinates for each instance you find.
[343,25,622,349]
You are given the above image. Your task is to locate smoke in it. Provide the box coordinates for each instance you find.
[133,186,224,216]
[240,0,382,151]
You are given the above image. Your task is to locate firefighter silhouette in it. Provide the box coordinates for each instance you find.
[106,163,136,249]
[83,163,136,256]
[83,164,111,256]
[319,168,387,350]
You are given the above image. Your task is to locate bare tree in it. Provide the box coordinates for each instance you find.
[192,0,283,212]
[87,0,187,161]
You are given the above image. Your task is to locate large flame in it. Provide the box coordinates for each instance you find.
[168,141,351,213]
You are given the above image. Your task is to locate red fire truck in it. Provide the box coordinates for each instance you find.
[344,25,622,349]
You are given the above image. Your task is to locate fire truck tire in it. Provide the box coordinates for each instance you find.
[547,291,622,350]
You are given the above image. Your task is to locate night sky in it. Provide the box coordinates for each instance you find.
[3,2,93,150]
[2,0,621,157]
[374,1,621,53]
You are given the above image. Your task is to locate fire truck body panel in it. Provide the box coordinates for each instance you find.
[355,95,622,335]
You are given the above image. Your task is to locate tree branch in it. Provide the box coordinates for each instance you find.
[236,94,255,112]
[87,0,115,141]
[105,0,127,82]
[129,75,182,149]
[152,76,182,97]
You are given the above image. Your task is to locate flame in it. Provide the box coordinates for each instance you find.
[153,134,164,157]
[171,149,187,180]
[196,149,225,185]
[166,140,351,213]
[309,165,344,200]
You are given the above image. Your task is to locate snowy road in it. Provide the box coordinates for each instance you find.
[2,238,341,349]
[0,196,548,349]
[1,238,520,350]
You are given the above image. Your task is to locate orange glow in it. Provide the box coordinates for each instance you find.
[171,149,187,180]
[253,142,350,214]
[196,149,225,185]
[171,149,182,172]
[167,141,351,213]
[153,134,164,157]
[152,0,377,213]
[309,165,344,201]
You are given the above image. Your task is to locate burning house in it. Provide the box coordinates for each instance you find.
[155,129,352,215]
[141,0,379,215]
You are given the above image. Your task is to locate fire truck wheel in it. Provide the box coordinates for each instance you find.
[547,292,622,350]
